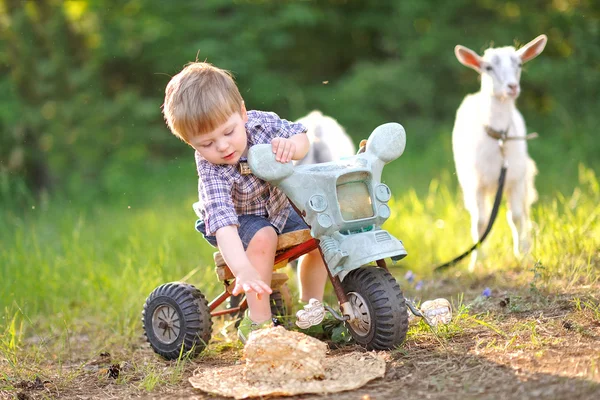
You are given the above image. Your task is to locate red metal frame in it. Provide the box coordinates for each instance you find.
[209,238,320,315]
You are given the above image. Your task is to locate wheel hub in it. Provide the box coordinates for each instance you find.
[347,291,372,337]
[152,304,180,344]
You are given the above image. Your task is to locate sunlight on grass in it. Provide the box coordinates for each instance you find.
[135,357,190,391]
[0,312,23,371]
[385,164,599,288]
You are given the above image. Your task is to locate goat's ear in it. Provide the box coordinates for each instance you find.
[455,45,482,73]
[517,34,548,63]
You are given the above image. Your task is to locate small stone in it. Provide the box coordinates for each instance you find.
[243,326,327,383]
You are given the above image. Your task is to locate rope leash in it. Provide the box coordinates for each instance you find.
[433,165,507,272]
[433,126,538,272]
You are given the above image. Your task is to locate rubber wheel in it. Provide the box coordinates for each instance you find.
[230,285,290,316]
[340,267,408,350]
[269,289,287,318]
[142,282,212,360]
[230,284,292,327]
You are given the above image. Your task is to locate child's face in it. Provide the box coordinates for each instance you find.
[189,105,249,165]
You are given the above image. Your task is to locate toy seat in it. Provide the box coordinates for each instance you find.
[214,229,313,282]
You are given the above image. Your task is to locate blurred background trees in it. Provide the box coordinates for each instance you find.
[1,0,598,205]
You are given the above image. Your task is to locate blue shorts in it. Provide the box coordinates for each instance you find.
[195,207,309,250]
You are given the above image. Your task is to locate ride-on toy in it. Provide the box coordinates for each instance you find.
[143,123,409,360]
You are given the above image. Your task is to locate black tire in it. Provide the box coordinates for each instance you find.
[142,282,212,360]
[231,284,292,327]
[228,293,243,309]
[269,289,287,318]
[340,267,408,350]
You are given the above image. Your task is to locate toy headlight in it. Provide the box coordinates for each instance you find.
[308,194,328,212]
[375,184,391,202]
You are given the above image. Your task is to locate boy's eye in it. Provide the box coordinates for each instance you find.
[224,130,234,136]
[201,142,212,148]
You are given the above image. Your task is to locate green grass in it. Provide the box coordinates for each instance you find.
[385,163,600,286]
[0,157,599,388]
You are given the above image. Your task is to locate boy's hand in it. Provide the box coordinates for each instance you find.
[232,269,273,300]
[271,137,296,163]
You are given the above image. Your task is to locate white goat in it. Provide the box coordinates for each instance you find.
[295,110,356,165]
[452,34,547,270]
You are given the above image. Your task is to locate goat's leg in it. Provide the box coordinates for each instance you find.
[506,183,530,258]
[467,187,489,271]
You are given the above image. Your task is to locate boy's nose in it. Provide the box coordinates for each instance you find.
[216,140,229,152]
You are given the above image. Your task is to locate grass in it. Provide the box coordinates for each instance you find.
[0,159,599,398]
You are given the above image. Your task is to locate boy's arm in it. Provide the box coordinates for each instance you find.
[215,225,272,299]
[271,132,309,163]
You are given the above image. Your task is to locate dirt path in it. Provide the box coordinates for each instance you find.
[5,283,600,400]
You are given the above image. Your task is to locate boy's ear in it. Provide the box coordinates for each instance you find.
[241,101,248,123]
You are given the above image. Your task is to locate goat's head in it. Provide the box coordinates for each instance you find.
[454,34,547,100]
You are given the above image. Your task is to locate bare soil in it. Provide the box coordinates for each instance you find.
[3,274,600,400]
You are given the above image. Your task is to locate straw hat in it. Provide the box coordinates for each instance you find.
[189,326,386,399]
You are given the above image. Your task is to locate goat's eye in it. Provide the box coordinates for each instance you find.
[485,65,493,72]
[517,62,523,68]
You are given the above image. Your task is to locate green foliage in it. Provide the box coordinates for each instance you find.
[0,0,599,201]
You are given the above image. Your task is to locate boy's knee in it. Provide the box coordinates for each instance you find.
[250,226,278,249]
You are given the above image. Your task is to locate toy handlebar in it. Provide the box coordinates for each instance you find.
[248,122,406,182]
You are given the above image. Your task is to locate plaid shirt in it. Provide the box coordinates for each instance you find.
[195,110,307,236]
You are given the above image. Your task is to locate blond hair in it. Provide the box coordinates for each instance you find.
[162,62,244,143]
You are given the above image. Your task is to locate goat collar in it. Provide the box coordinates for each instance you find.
[485,125,508,141]
[485,125,540,142]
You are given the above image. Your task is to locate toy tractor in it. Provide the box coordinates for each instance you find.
[143,122,410,360]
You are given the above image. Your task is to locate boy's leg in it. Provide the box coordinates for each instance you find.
[244,226,278,323]
[279,207,328,304]
[298,249,328,303]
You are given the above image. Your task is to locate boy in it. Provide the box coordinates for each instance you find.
[162,62,328,343]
